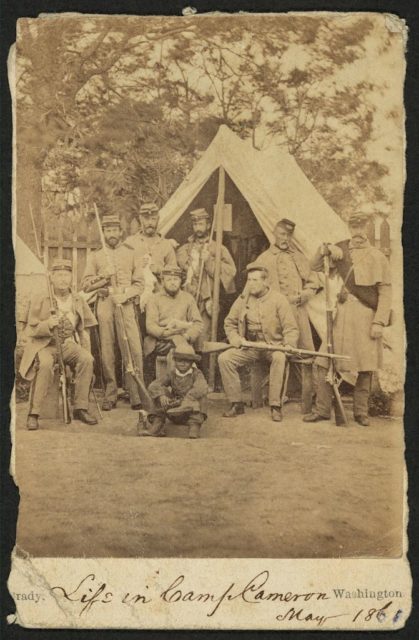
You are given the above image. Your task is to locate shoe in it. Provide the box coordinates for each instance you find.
[223,402,245,418]
[355,414,370,426]
[73,409,98,425]
[102,400,116,411]
[131,403,142,410]
[271,406,282,422]
[26,414,39,431]
[303,412,330,423]
[188,424,200,439]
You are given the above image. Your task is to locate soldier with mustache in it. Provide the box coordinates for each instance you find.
[304,213,392,426]
[126,202,178,309]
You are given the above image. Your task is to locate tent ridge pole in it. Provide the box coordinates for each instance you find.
[208,166,225,391]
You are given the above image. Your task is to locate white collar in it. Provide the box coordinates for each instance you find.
[174,364,196,377]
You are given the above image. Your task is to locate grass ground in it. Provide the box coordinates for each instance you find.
[13,396,404,558]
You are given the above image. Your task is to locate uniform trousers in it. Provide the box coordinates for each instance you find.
[315,366,372,418]
[97,297,143,405]
[218,347,287,407]
[29,341,93,415]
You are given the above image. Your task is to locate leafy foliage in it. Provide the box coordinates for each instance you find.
[15,14,397,246]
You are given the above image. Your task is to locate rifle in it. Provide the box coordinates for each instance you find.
[202,339,351,362]
[93,203,155,412]
[323,249,348,426]
[30,205,71,424]
[195,212,217,306]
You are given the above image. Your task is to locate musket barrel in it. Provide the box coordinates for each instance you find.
[202,340,350,361]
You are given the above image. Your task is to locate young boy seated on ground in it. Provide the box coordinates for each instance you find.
[138,345,208,439]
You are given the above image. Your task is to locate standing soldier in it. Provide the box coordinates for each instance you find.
[176,208,236,346]
[81,215,144,411]
[218,265,299,422]
[304,212,392,426]
[126,202,178,309]
[20,258,98,429]
[253,218,319,349]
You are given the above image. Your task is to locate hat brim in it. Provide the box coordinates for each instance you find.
[173,352,201,363]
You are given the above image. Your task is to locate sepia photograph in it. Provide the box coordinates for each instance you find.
[8,10,411,630]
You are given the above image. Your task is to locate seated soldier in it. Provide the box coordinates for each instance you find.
[139,345,208,439]
[19,258,98,429]
[218,264,299,422]
[144,266,203,379]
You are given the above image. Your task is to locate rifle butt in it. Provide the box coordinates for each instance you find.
[332,384,348,427]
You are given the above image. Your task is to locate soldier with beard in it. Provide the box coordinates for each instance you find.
[126,202,178,310]
[176,208,236,347]
[144,266,203,373]
[304,213,392,426]
[82,215,144,411]
[20,258,98,429]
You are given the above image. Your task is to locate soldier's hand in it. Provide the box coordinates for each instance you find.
[48,316,60,330]
[97,287,109,298]
[160,395,170,409]
[229,335,244,349]
[370,323,384,339]
[320,244,343,261]
[204,298,213,316]
[288,294,301,306]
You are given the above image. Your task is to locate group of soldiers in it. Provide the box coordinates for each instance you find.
[19,203,392,438]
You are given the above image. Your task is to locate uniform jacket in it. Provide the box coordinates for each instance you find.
[176,236,236,300]
[81,241,144,298]
[148,365,208,400]
[224,287,299,347]
[125,232,177,275]
[19,292,97,380]
[148,365,208,414]
[253,244,319,299]
[145,289,204,355]
[252,244,319,350]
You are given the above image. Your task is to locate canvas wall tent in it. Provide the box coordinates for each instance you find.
[15,236,47,326]
[159,125,348,343]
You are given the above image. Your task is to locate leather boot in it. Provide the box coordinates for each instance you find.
[188,424,200,439]
[223,402,245,418]
[271,406,282,422]
[102,399,116,411]
[26,414,39,431]
[303,412,330,423]
[73,409,98,425]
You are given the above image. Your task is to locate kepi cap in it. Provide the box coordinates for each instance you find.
[139,202,159,216]
[50,258,72,272]
[101,214,121,228]
[190,207,209,221]
[246,262,269,276]
[161,266,183,278]
[173,344,201,363]
[276,218,296,234]
[348,212,371,225]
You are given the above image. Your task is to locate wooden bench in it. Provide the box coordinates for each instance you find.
[250,356,314,414]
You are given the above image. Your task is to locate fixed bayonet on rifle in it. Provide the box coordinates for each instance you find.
[93,203,155,412]
[30,205,71,425]
[202,339,350,362]
[323,248,348,426]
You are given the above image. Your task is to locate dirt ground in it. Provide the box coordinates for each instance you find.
[13,396,404,559]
